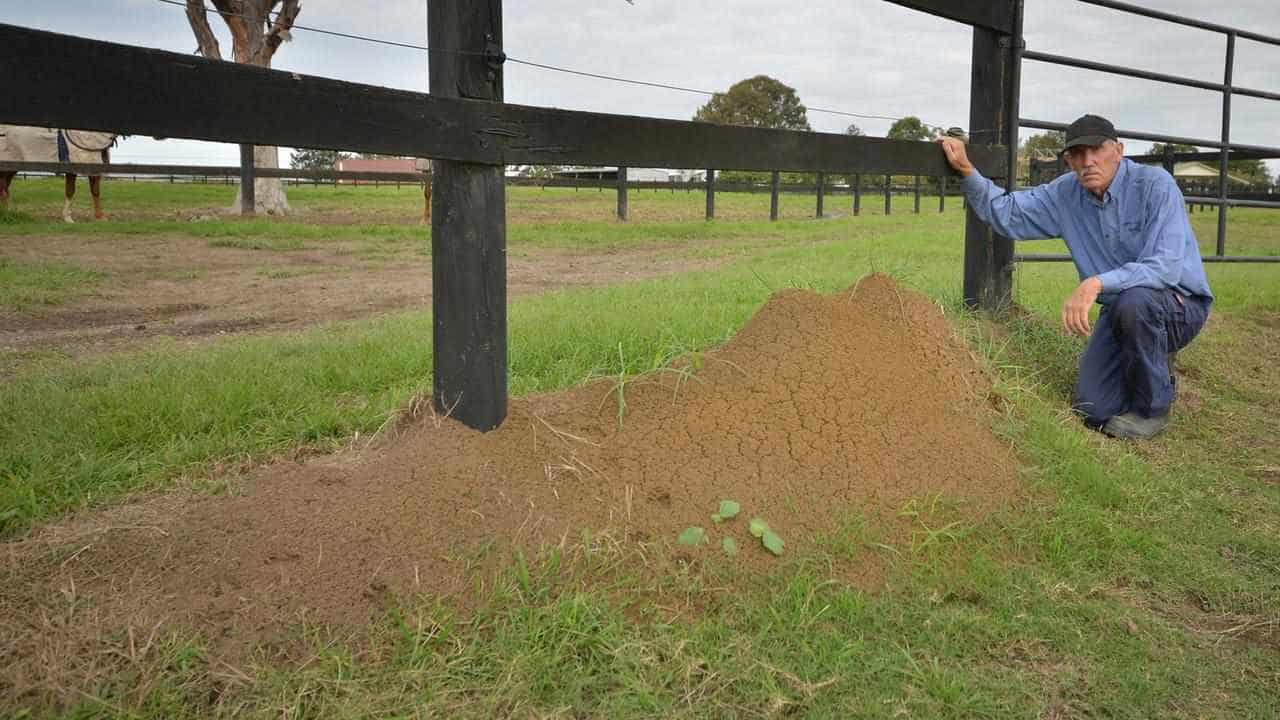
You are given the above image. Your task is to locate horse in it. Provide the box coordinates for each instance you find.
[0,125,118,222]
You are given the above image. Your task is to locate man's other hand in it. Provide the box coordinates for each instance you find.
[937,137,975,177]
[1062,276,1103,336]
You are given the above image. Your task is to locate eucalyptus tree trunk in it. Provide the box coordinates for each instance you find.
[186,0,300,215]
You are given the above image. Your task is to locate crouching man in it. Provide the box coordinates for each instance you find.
[938,114,1212,440]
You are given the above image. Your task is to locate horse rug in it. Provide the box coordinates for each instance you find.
[0,125,114,164]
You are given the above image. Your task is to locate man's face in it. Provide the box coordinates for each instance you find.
[1064,140,1124,197]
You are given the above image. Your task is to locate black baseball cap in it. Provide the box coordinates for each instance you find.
[1063,114,1118,151]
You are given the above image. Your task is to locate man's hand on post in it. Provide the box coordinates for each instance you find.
[1062,276,1103,337]
[936,137,974,177]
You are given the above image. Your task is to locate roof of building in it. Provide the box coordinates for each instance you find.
[1173,161,1254,185]
[335,157,417,173]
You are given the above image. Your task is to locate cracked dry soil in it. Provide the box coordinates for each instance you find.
[6,274,1022,669]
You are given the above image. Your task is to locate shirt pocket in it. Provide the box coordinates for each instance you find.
[1117,210,1147,258]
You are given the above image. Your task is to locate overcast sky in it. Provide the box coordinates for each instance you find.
[5,0,1278,175]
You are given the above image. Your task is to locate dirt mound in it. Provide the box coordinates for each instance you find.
[5,274,1021,662]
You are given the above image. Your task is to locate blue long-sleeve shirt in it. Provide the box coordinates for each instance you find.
[961,158,1212,304]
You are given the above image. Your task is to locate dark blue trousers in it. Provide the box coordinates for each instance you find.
[1073,287,1210,428]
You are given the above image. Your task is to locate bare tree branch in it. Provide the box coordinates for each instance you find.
[263,0,301,64]
[185,0,222,59]
[211,0,252,62]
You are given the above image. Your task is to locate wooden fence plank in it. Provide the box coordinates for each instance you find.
[883,0,1014,33]
[964,5,1019,311]
[238,143,255,216]
[428,0,507,431]
[0,23,1006,178]
[617,166,628,221]
[705,169,716,220]
[770,171,780,221]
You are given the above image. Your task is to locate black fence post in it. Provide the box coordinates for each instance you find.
[913,175,921,213]
[428,0,507,431]
[963,0,1020,311]
[816,171,825,218]
[705,169,715,220]
[238,143,254,216]
[616,165,628,221]
[939,176,946,213]
[770,170,780,221]
[884,174,892,215]
[853,172,861,216]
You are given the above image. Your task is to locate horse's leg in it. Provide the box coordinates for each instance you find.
[0,171,13,212]
[63,173,77,223]
[89,175,105,220]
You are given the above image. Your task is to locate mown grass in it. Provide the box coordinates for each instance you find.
[2,184,1279,717]
[0,256,103,310]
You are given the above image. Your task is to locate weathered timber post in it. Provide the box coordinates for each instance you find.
[853,173,861,216]
[770,170,780,221]
[239,143,255,216]
[884,174,892,215]
[705,169,715,220]
[913,175,921,213]
[816,172,825,218]
[428,0,507,431]
[963,0,1021,311]
[617,166,628,221]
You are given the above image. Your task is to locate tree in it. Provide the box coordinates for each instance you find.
[1149,142,1197,156]
[1021,131,1066,158]
[886,116,934,142]
[290,149,346,172]
[186,0,301,215]
[1227,159,1273,186]
[845,123,864,137]
[696,76,811,186]
[693,75,812,132]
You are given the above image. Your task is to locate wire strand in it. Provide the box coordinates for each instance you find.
[155,0,961,134]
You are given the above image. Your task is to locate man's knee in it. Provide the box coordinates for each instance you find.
[1111,287,1162,338]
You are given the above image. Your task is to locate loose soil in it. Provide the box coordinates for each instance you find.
[3,275,1023,697]
[0,233,722,372]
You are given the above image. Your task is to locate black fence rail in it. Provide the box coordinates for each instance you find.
[3,158,968,221]
[0,1,1020,430]
[1019,0,1280,261]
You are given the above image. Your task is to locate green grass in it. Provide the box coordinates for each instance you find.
[206,235,309,251]
[3,185,1280,717]
[0,256,103,310]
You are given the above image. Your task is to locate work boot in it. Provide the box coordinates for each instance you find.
[1102,412,1169,440]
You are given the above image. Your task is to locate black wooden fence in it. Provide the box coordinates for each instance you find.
[1,1,1019,431]
[2,161,968,219]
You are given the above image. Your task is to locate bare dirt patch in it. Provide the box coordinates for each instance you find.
[3,275,1024,701]
[0,233,722,371]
